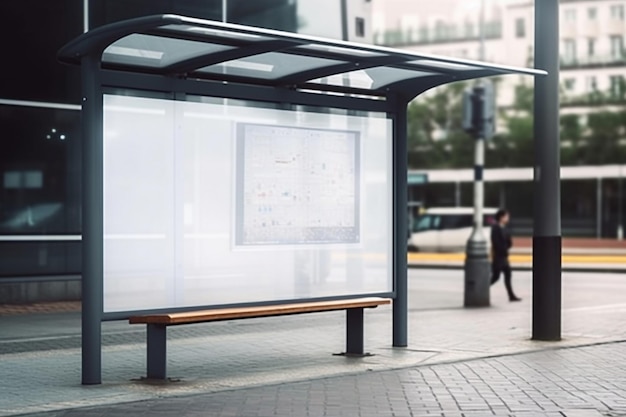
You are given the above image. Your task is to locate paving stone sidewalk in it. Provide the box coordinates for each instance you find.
[19,342,626,417]
[3,270,626,417]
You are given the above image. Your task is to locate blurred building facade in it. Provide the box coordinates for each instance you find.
[0,0,373,302]
[374,0,626,239]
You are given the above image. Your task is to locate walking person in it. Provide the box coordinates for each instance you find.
[490,208,521,302]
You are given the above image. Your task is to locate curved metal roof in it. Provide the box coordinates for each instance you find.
[59,14,546,98]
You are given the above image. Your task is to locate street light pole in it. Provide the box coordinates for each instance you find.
[464,0,490,307]
[532,0,561,341]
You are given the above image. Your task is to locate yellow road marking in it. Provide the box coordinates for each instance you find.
[408,253,626,264]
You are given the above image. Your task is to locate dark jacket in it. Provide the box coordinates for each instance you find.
[491,223,512,261]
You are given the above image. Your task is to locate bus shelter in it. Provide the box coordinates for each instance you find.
[58,14,545,384]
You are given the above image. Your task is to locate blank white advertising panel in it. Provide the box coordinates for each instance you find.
[102,94,393,313]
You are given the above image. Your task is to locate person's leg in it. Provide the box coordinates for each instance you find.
[503,263,521,301]
[490,262,501,285]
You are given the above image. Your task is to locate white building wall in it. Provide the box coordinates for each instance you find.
[376,0,626,113]
[297,0,373,43]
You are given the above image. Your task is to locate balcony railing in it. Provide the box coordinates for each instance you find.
[375,21,502,47]
[561,53,626,69]
[561,90,626,106]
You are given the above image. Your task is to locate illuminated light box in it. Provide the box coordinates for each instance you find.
[102,94,393,313]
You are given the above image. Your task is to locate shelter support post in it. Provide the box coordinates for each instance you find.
[533,0,562,341]
[393,99,408,348]
[346,308,364,355]
[147,324,167,379]
[81,55,104,385]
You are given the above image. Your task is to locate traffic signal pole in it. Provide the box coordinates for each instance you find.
[463,0,491,307]
[463,85,491,308]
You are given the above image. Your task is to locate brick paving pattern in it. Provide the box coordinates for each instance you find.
[19,342,626,417]
[0,302,80,316]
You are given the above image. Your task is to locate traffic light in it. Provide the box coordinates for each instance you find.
[462,81,495,139]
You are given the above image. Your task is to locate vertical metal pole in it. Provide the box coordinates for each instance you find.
[455,181,461,207]
[463,0,490,308]
[81,55,104,384]
[533,0,562,341]
[619,167,623,240]
[222,0,227,22]
[473,140,485,233]
[464,133,490,307]
[340,0,349,41]
[479,0,486,61]
[83,0,89,32]
[597,177,603,238]
[393,100,408,348]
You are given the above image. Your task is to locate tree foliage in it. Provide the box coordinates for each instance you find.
[406,80,626,169]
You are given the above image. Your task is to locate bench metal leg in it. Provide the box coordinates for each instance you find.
[147,324,167,379]
[346,308,364,355]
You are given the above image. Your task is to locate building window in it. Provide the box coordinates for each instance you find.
[611,4,625,20]
[563,39,577,64]
[588,38,596,57]
[611,35,624,60]
[610,75,625,98]
[515,18,525,38]
[434,20,447,40]
[586,76,598,92]
[564,78,576,92]
[564,9,576,22]
[355,17,365,37]
[588,7,597,19]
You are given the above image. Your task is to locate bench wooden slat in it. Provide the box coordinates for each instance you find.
[129,297,391,326]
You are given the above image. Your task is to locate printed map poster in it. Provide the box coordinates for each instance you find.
[235,123,360,246]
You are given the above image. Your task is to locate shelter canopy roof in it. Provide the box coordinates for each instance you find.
[59,14,545,98]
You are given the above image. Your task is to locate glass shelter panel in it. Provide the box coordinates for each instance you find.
[198,52,345,79]
[310,67,436,90]
[103,34,234,68]
[103,94,393,313]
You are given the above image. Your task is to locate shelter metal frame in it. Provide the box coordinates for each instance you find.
[58,14,545,384]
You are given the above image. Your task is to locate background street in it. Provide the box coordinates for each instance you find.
[2,269,626,416]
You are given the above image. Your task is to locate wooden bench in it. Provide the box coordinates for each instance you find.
[129,297,391,379]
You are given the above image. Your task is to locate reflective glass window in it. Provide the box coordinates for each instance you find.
[0,241,81,277]
[0,0,82,103]
[90,0,223,28]
[0,105,81,278]
[90,0,296,32]
[0,105,81,236]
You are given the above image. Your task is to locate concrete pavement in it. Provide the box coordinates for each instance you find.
[2,269,626,416]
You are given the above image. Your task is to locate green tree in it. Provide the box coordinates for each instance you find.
[486,83,534,167]
[407,82,472,169]
[585,111,625,164]
[560,114,584,165]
